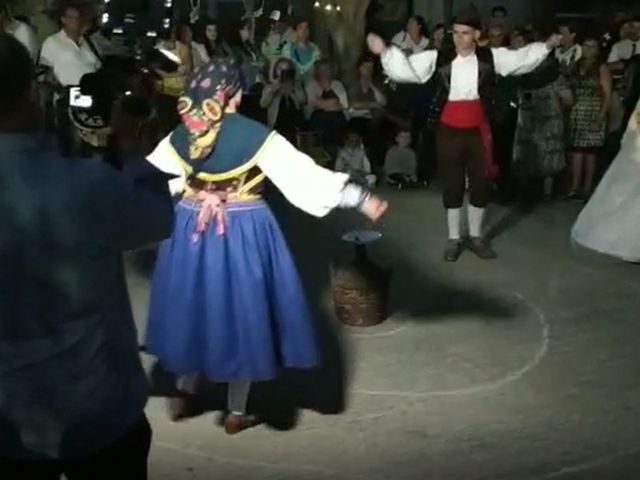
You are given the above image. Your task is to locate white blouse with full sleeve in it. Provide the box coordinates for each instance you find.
[146,132,366,218]
[381,43,552,100]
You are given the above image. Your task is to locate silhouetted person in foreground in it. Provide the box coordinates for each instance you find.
[0,33,173,479]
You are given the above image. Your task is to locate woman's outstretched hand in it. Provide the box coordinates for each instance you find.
[360,195,388,222]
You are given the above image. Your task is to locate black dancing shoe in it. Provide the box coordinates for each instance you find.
[444,240,464,262]
[467,237,497,260]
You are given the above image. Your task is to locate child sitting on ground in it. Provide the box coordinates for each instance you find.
[335,128,377,187]
[384,127,420,189]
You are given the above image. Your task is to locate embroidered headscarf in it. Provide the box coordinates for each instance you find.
[177,58,243,162]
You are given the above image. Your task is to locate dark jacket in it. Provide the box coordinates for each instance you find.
[0,133,173,459]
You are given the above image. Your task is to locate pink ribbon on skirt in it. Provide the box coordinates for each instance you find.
[191,190,228,242]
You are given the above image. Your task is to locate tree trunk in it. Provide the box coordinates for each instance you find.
[325,0,371,83]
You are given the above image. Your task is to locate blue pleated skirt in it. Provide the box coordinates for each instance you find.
[146,199,318,382]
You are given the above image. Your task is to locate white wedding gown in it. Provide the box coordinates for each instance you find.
[571,98,640,262]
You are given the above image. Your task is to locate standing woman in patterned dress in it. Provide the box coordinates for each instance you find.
[567,36,612,200]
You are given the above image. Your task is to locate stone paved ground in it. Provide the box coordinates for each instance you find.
[125,187,640,480]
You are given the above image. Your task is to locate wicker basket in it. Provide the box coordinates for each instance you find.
[331,232,391,327]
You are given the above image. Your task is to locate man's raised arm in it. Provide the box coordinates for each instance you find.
[492,34,562,77]
[368,33,438,84]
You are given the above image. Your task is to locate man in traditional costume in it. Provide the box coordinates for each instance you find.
[145,59,387,434]
[369,4,562,261]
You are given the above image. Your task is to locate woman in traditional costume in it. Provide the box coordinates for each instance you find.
[145,59,387,434]
[571,97,640,262]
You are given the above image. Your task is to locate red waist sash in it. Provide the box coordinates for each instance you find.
[440,99,498,178]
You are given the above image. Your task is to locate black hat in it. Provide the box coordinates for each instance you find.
[453,3,482,30]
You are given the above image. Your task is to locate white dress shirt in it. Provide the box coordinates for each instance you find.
[381,43,551,100]
[40,30,101,86]
[6,20,39,62]
[608,39,640,63]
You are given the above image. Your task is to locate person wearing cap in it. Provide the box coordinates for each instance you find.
[368,4,561,262]
[261,10,296,70]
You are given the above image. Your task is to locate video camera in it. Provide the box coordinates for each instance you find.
[101,0,173,40]
[70,0,178,114]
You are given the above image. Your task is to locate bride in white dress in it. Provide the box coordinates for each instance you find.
[571,97,640,262]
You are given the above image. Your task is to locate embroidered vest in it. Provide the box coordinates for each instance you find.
[170,113,274,199]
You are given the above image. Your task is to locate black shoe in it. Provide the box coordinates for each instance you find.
[467,237,497,260]
[444,240,464,262]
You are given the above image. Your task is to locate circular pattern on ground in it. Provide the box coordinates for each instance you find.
[343,319,409,338]
[348,292,548,397]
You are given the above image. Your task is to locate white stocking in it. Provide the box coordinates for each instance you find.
[228,381,252,415]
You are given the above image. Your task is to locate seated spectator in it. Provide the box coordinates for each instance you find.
[391,15,430,54]
[0,33,173,479]
[335,127,376,188]
[384,127,419,188]
[191,19,230,71]
[260,57,306,143]
[40,3,101,157]
[307,59,348,150]
[347,55,387,119]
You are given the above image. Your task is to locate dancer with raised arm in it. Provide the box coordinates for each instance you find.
[145,59,387,434]
[368,4,561,262]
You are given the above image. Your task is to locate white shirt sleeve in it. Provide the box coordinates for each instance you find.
[491,42,551,76]
[381,46,438,84]
[146,134,186,196]
[258,134,366,217]
[39,36,54,67]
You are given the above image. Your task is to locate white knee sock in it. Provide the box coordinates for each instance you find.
[468,205,485,239]
[228,381,252,415]
[447,208,462,241]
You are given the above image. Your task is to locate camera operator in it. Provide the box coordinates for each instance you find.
[0,33,173,480]
[260,57,306,143]
[40,2,101,156]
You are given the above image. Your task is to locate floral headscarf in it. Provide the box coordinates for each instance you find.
[177,58,243,162]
